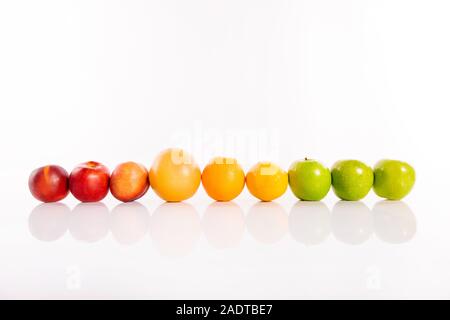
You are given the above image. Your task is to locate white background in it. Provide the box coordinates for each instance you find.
[0,0,449,299]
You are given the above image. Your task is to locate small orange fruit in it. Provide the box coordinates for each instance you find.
[149,148,201,202]
[246,162,288,201]
[201,157,245,201]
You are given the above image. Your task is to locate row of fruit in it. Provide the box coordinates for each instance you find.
[28,148,415,203]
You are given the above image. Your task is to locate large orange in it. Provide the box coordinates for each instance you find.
[149,148,201,202]
[246,162,288,201]
[201,157,245,201]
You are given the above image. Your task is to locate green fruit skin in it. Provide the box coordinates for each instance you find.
[331,160,374,201]
[288,159,331,201]
[373,159,415,200]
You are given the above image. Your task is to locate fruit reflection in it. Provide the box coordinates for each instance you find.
[202,202,245,249]
[289,201,331,245]
[110,202,150,245]
[29,203,70,241]
[246,202,288,244]
[150,202,201,257]
[69,203,109,243]
[332,201,373,245]
[27,199,416,248]
[373,201,416,244]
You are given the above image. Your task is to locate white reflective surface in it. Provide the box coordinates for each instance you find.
[28,199,418,248]
[2,175,447,300]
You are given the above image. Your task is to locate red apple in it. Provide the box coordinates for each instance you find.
[69,161,110,202]
[28,165,69,202]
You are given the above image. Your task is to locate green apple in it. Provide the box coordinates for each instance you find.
[373,159,415,200]
[288,159,331,201]
[331,160,373,201]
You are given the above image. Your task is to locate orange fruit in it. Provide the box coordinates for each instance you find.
[246,162,288,201]
[149,148,201,202]
[201,157,245,201]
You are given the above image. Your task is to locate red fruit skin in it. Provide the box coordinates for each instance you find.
[110,162,149,202]
[28,165,69,202]
[69,161,110,202]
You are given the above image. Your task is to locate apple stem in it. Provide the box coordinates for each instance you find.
[305,157,308,161]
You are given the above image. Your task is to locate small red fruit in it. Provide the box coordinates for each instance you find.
[110,161,149,202]
[69,161,110,202]
[28,165,69,202]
